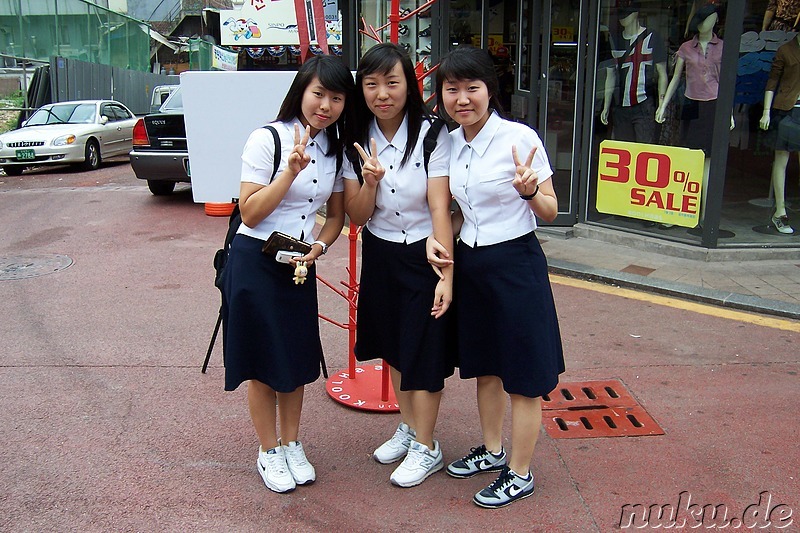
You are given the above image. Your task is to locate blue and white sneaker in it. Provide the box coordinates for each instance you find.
[446,444,507,478]
[473,466,534,508]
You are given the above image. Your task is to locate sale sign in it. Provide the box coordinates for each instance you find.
[597,140,705,228]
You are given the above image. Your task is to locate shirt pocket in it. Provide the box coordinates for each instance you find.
[468,171,515,209]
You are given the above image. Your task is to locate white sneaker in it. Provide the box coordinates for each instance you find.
[390,440,444,487]
[257,445,296,493]
[373,422,416,464]
[283,441,316,485]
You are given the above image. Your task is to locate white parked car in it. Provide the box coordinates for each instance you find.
[0,99,138,176]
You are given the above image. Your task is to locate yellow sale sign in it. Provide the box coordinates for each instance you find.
[596,140,705,227]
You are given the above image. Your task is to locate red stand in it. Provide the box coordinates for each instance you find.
[319,223,399,412]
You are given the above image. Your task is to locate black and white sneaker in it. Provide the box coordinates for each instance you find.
[446,444,507,478]
[473,466,534,508]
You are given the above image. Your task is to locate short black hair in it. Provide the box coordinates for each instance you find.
[689,3,721,34]
[435,45,505,121]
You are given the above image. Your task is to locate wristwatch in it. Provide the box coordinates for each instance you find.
[313,240,328,254]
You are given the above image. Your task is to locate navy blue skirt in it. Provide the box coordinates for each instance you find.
[354,228,456,392]
[454,232,565,398]
[222,234,322,392]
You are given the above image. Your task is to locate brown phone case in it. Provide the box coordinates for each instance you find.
[262,231,312,257]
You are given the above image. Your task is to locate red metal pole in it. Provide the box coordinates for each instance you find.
[347,222,358,379]
[389,0,400,44]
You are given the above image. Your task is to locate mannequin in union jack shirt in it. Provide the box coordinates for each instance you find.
[600,1,667,144]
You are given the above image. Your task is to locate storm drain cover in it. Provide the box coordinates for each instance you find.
[542,379,664,439]
[0,254,73,280]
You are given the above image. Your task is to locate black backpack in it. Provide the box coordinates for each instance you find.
[345,118,446,183]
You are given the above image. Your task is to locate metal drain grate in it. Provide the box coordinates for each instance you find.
[542,380,664,438]
[0,254,73,281]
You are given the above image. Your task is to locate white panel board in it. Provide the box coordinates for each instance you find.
[181,70,296,203]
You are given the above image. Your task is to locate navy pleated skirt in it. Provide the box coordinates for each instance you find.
[222,234,323,393]
[354,228,456,392]
[454,231,565,398]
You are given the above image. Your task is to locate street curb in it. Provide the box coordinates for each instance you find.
[548,258,800,321]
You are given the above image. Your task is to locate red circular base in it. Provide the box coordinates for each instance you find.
[326,364,399,412]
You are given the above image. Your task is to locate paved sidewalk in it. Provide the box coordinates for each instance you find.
[539,224,800,320]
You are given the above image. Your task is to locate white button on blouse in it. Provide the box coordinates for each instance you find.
[449,112,553,247]
[237,118,343,242]
[343,114,451,244]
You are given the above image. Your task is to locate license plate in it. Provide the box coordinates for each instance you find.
[16,149,35,160]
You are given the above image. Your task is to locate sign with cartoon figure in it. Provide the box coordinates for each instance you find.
[220,0,342,47]
[597,140,705,227]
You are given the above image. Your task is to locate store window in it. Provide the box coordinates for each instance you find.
[587,1,800,246]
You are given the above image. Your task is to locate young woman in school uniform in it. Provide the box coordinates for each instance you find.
[343,43,456,488]
[222,55,353,494]
[430,45,565,508]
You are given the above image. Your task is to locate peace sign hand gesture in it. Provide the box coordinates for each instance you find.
[511,145,539,197]
[353,138,385,187]
[287,124,312,176]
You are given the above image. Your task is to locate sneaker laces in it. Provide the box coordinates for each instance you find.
[263,451,289,475]
[389,425,412,447]
[462,444,489,462]
[285,444,309,468]
[487,467,515,492]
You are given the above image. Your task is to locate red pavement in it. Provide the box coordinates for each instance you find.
[0,168,797,531]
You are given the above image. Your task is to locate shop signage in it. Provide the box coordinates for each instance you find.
[220,0,341,46]
[212,45,238,71]
[597,140,704,227]
[552,26,574,43]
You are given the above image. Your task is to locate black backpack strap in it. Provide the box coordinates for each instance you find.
[423,118,445,174]
[262,125,281,182]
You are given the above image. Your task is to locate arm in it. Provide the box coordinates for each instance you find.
[656,57,685,123]
[342,139,385,226]
[298,191,345,266]
[512,144,558,222]
[763,9,776,31]
[684,1,698,38]
[601,66,616,125]
[656,61,669,110]
[761,91,775,130]
[427,176,454,318]
[240,125,310,228]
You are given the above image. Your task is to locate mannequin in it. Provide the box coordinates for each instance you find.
[762,0,800,32]
[759,34,800,234]
[600,1,668,144]
[656,4,733,226]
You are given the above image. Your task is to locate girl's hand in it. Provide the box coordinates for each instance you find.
[426,235,453,280]
[353,138,385,186]
[511,145,539,197]
[287,124,312,175]
[431,278,452,318]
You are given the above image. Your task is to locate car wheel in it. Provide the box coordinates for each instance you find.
[147,180,176,195]
[2,166,24,176]
[81,139,101,171]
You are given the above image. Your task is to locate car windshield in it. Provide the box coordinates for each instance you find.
[26,103,96,126]
[159,88,183,112]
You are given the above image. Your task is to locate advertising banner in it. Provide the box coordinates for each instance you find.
[211,45,238,70]
[596,140,705,228]
[220,0,342,46]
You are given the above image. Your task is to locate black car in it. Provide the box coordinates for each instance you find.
[130,86,189,195]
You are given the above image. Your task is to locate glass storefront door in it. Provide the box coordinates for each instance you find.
[446,0,584,225]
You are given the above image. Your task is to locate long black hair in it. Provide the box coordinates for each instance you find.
[436,45,505,121]
[349,43,434,169]
[276,55,354,159]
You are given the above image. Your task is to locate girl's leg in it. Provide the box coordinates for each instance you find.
[476,375,506,453]
[277,385,305,444]
[507,394,543,476]
[248,379,278,450]
[390,365,415,430]
[408,390,443,448]
[772,150,790,217]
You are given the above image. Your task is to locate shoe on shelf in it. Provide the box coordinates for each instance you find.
[446,444,507,478]
[771,215,794,234]
[398,24,409,36]
[283,440,316,485]
[390,440,444,487]
[373,422,416,464]
[257,445,296,493]
[473,466,535,509]
[419,26,431,37]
